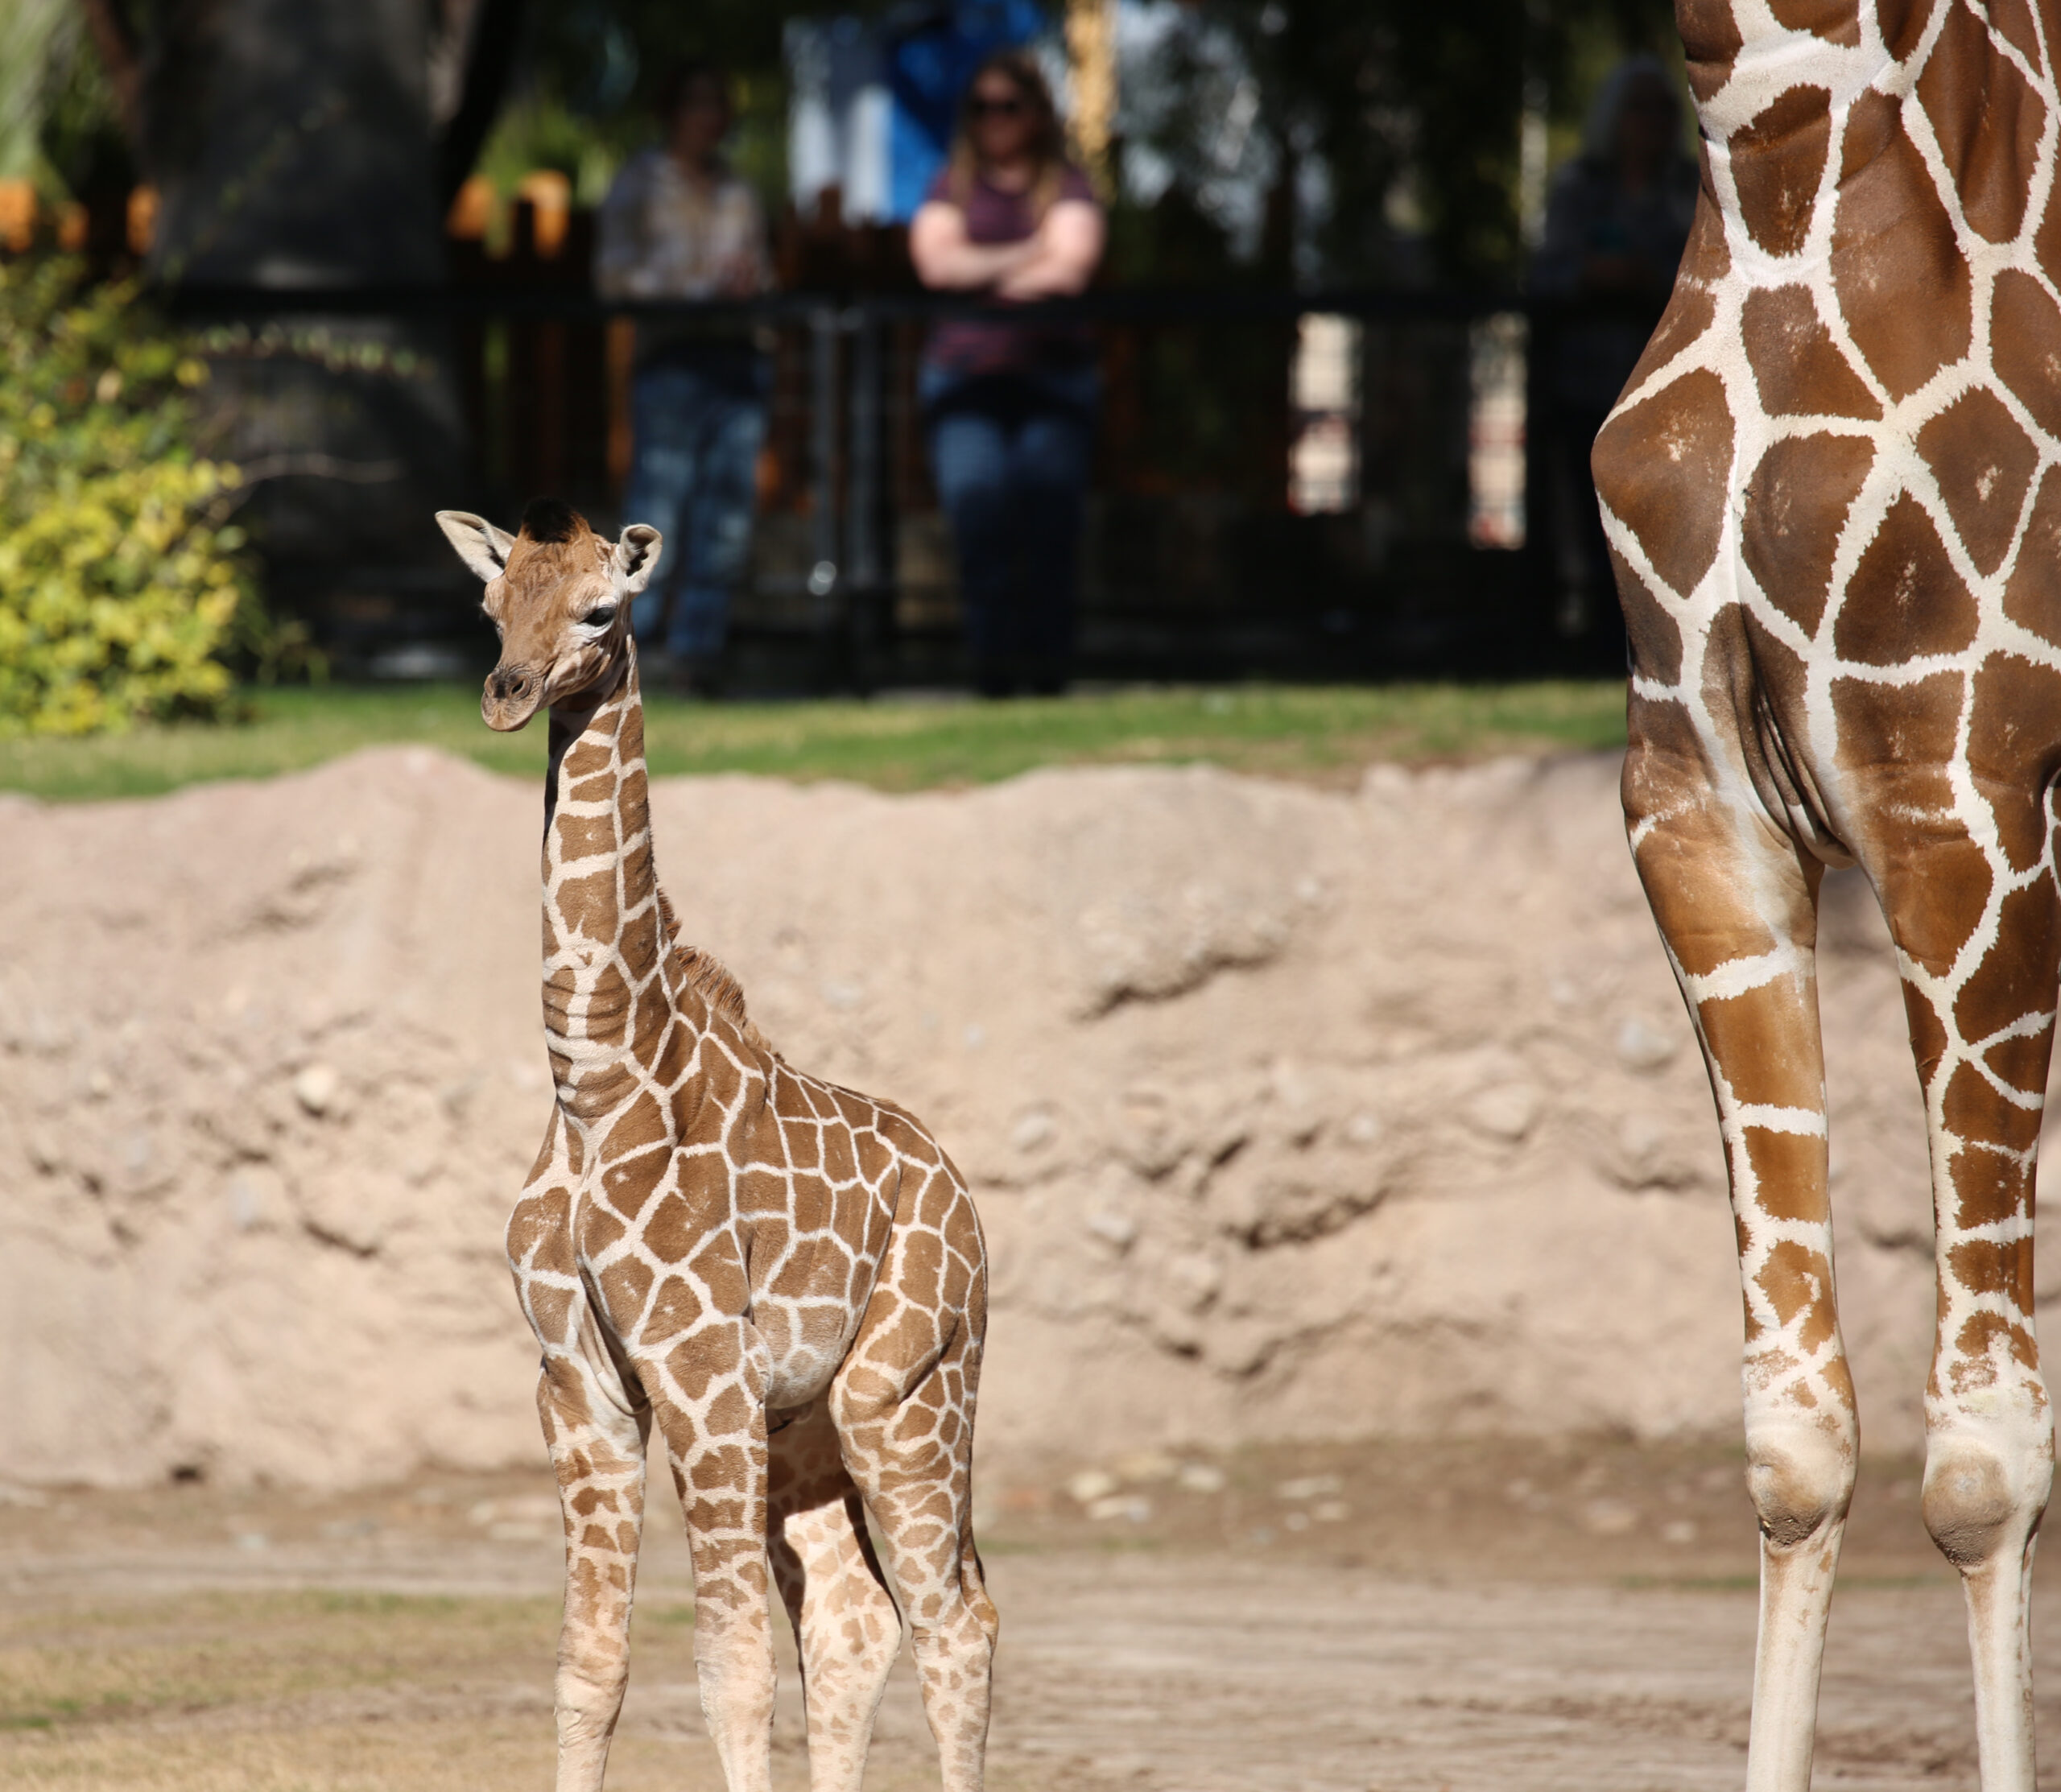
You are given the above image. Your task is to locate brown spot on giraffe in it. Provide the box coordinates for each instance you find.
[1733,85,1832,258]
[1741,286,1885,421]
[1916,2,2047,245]
[1769,0,1861,43]
[1833,97,1972,400]
[1757,1241,1839,1352]
[2004,468,2061,650]
[1592,370,1735,598]
[1991,272,2061,440]
[1679,0,1743,103]
[1741,431,1875,632]
[1832,494,1979,665]
[1739,1129,1831,1224]
[1916,389,2038,577]
[435,500,997,1792]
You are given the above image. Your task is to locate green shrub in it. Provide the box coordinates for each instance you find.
[0,258,255,735]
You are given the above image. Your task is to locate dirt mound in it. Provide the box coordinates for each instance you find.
[0,745,2018,1488]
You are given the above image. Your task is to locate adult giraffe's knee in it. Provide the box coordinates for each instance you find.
[1744,1419,1856,1550]
[1923,1434,2052,1574]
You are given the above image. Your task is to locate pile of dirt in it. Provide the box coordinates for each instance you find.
[0,745,2023,1488]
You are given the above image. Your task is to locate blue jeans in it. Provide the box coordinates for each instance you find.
[922,364,1097,691]
[624,353,768,659]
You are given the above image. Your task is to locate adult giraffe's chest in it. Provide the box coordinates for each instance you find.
[1606,30,2061,657]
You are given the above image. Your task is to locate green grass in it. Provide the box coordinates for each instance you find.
[0,1588,563,1731]
[0,679,1628,803]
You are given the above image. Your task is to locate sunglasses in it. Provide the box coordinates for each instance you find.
[970,95,1027,118]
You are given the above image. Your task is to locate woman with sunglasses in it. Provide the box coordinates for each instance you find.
[910,51,1106,696]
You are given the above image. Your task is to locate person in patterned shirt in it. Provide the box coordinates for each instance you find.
[597,60,771,693]
[911,50,1105,697]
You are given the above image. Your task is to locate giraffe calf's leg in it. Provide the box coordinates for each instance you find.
[537,1348,651,1792]
[646,1336,779,1792]
[837,1313,995,1792]
[770,1402,905,1792]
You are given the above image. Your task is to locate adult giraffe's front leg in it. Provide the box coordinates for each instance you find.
[1863,795,2059,1792]
[1625,700,1852,1792]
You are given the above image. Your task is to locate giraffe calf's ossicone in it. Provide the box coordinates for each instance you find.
[440,499,996,1792]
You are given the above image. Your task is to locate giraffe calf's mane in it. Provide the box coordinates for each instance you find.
[656,890,774,1057]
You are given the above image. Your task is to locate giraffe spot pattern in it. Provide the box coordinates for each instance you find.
[1832,494,1978,663]
[1733,85,1834,257]
[489,644,996,1791]
[1833,94,1973,400]
[1770,0,1863,45]
[1741,286,1885,420]
[1600,5,2061,1583]
[1679,0,1745,103]
[1593,369,1735,599]
[1742,431,1877,632]
[1915,0,2046,245]
[1915,389,2038,576]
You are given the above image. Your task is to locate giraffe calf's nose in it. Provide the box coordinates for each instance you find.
[488,667,532,702]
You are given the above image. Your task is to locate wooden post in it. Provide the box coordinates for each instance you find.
[1065,0,1117,195]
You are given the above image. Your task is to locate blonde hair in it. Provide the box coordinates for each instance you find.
[946,48,1072,221]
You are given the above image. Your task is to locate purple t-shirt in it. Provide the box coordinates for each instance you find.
[923,164,1101,380]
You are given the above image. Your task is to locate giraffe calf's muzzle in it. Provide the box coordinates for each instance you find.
[483,664,543,732]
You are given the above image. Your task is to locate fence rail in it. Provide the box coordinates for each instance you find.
[155,281,1657,688]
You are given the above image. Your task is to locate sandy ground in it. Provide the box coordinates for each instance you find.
[7,745,2055,1490]
[5,1437,2055,1791]
[13,746,2061,1782]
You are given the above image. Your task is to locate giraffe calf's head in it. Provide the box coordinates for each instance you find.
[435,499,662,731]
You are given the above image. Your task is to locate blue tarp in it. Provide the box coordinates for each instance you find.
[885,0,1048,219]
[787,0,1049,225]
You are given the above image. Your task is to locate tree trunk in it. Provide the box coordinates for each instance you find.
[141,0,442,287]
[122,0,488,662]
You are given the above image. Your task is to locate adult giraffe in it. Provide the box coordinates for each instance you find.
[434,500,996,1792]
[1596,2,2061,1785]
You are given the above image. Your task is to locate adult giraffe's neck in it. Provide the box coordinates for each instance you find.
[539,649,669,1124]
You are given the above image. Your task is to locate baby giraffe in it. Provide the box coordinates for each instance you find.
[435,499,997,1792]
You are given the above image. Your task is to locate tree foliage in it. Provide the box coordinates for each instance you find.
[510,0,1680,284]
[0,258,256,735]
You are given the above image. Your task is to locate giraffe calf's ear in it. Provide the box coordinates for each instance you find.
[436,510,517,583]
[612,524,662,597]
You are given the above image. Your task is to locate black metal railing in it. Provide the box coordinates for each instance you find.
[159,281,1655,687]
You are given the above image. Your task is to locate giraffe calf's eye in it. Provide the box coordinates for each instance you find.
[584,605,618,630]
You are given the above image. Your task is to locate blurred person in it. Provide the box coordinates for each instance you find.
[910,50,1106,697]
[597,60,771,694]
[1531,55,1698,642]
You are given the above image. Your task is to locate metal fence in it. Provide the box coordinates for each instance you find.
[167,277,1652,689]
